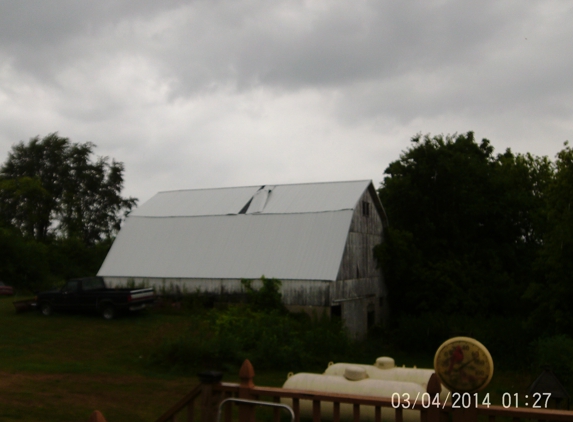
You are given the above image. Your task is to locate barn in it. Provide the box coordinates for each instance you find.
[97,180,388,339]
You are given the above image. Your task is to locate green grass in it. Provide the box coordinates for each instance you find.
[0,296,541,421]
[0,296,210,421]
[0,295,295,422]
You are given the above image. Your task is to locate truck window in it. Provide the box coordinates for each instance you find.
[62,281,79,293]
[83,278,106,291]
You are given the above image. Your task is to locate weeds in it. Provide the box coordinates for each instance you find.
[148,277,352,372]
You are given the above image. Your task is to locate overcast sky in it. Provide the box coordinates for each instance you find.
[1,0,571,205]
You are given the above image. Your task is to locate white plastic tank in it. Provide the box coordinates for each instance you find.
[282,368,424,422]
[324,356,450,401]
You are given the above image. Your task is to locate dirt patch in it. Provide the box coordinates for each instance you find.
[0,371,198,420]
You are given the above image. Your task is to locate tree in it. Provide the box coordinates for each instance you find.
[375,132,551,319]
[525,142,573,335]
[0,227,52,291]
[0,133,137,244]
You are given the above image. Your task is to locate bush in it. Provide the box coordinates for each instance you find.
[148,305,352,372]
[47,237,112,280]
[393,313,534,369]
[148,276,354,372]
[0,228,53,292]
[531,335,573,389]
[0,228,112,293]
[241,276,286,313]
[148,315,220,370]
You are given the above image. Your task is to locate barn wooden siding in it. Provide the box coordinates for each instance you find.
[104,276,332,306]
[331,186,387,338]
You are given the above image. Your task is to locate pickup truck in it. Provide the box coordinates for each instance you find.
[36,277,156,320]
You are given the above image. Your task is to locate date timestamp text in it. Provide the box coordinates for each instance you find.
[501,392,551,408]
[391,392,552,409]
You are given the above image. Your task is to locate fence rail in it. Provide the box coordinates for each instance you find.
[155,383,203,422]
[154,360,573,422]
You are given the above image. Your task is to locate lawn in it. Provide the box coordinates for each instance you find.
[0,296,287,422]
[0,296,539,422]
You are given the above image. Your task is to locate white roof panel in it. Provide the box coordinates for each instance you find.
[130,185,260,217]
[98,211,354,281]
[259,180,371,214]
[131,180,372,217]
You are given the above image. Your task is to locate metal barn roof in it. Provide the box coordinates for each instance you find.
[98,180,377,282]
[130,180,373,217]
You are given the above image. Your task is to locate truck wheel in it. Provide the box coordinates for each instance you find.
[101,304,116,320]
[40,302,53,316]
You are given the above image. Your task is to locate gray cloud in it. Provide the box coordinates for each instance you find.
[0,1,532,90]
[154,1,525,93]
[0,0,572,203]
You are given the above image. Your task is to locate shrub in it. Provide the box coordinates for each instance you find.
[149,276,354,372]
[0,228,53,292]
[241,276,286,313]
[393,313,534,369]
[531,335,573,389]
[149,305,352,372]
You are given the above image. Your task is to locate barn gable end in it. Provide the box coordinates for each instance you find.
[331,184,388,338]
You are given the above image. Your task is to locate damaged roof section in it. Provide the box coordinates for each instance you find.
[131,185,259,217]
[131,180,374,217]
[244,185,274,214]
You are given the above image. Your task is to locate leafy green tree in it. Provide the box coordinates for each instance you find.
[0,176,51,238]
[376,132,551,319]
[47,237,113,281]
[526,143,573,335]
[0,227,53,291]
[0,133,137,244]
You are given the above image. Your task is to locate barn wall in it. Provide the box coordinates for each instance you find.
[333,187,386,338]
[337,187,384,281]
[102,276,331,306]
[340,297,378,340]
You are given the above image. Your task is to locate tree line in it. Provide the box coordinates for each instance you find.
[376,132,573,377]
[0,133,136,291]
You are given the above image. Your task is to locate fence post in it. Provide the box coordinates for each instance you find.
[238,359,256,422]
[421,373,442,422]
[450,388,478,422]
[87,410,107,422]
[451,405,478,422]
[199,371,223,422]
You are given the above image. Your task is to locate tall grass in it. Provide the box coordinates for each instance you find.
[148,304,352,373]
[148,278,353,373]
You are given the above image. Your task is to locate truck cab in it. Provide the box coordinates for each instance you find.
[37,277,155,319]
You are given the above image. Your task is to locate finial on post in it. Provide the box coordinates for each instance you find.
[427,373,442,396]
[87,410,107,422]
[239,359,255,389]
[238,359,256,422]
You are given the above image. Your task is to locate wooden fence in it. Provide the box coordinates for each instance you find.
[151,360,573,422]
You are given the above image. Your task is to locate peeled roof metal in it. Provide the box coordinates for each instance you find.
[131,180,372,217]
[98,211,353,281]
